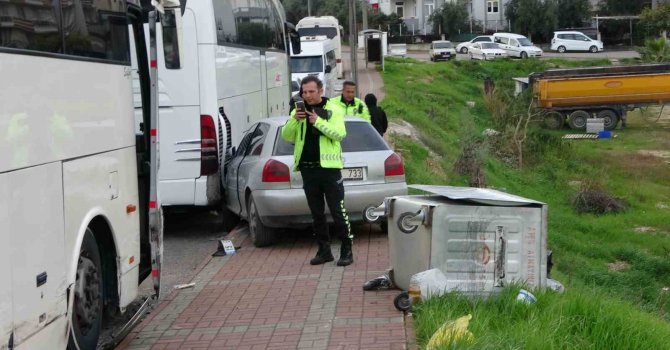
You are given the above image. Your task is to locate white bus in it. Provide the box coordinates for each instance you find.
[135,0,293,224]
[297,16,344,79]
[0,0,158,348]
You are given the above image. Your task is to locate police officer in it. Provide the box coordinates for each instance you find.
[336,81,371,122]
[281,75,354,266]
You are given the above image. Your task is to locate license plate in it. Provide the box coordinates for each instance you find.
[342,167,364,181]
[441,52,450,56]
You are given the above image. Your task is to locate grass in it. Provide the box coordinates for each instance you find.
[379,57,670,348]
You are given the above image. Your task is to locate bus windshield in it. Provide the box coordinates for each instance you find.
[298,27,338,39]
[291,56,323,73]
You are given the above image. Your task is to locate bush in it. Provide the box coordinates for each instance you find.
[573,180,629,215]
[638,37,670,63]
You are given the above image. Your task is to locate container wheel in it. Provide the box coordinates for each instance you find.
[394,291,412,312]
[567,110,590,129]
[543,111,565,130]
[596,109,619,130]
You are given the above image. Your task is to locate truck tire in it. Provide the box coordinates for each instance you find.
[557,46,566,53]
[544,111,565,130]
[248,195,276,247]
[568,110,589,129]
[597,110,619,130]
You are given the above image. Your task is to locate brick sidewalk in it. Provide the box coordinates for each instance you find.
[116,225,410,350]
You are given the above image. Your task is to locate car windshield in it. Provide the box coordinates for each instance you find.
[518,38,533,46]
[481,43,498,49]
[291,56,323,73]
[298,27,338,39]
[433,42,453,49]
[274,121,390,155]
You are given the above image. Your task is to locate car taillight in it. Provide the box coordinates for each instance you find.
[200,115,218,175]
[262,159,290,183]
[336,58,342,63]
[384,153,404,177]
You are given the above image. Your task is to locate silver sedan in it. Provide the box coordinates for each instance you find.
[222,117,408,246]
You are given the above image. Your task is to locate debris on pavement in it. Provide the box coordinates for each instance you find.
[173,283,196,290]
[363,271,395,291]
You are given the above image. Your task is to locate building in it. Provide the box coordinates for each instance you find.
[370,0,510,35]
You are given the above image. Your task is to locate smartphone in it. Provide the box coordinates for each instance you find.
[295,100,305,113]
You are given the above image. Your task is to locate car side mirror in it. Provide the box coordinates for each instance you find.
[231,147,237,157]
[325,65,332,73]
[285,22,301,54]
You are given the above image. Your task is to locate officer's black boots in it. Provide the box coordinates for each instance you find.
[310,244,334,265]
[337,244,353,266]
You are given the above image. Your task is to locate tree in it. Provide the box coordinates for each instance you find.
[556,0,591,29]
[639,4,670,38]
[428,0,469,37]
[369,12,407,36]
[596,0,649,15]
[505,0,557,42]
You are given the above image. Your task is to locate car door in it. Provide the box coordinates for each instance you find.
[496,37,511,56]
[225,124,259,216]
[575,34,591,51]
[509,38,520,57]
[226,123,270,218]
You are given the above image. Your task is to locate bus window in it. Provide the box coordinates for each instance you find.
[162,9,181,69]
[0,2,62,53]
[298,27,338,39]
[61,0,129,62]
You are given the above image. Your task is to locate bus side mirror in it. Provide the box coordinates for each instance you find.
[285,22,301,55]
[325,65,332,73]
[161,6,184,69]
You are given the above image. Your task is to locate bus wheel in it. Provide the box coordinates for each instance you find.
[68,229,103,350]
[597,109,619,130]
[567,110,589,129]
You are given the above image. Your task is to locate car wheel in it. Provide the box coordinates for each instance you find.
[567,110,590,130]
[590,45,598,53]
[544,111,565,130]
[248,195,276,247]
[520,51,528,59]
[394,291,412,312]
[596,109,619,130]
[461,47,468,54]
[558,46,566,53]
[68,229,103,350]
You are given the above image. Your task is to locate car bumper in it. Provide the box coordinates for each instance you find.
[253,182,408,227]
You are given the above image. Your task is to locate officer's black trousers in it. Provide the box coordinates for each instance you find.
[301,167,352,249]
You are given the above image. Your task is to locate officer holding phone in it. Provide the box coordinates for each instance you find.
[281,76,353,267]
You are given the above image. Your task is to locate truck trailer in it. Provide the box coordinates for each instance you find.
[529,64,670,130]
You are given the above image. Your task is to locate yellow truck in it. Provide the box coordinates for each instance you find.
[529,64,670,130]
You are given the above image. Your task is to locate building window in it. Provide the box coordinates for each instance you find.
[487,1,499,13]
[395,2,404,18]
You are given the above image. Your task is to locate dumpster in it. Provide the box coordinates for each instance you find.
[381,185,548,293]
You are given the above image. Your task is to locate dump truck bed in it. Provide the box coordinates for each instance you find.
[531,64,670,108]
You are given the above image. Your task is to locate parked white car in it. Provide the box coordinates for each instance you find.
[469,42,507,60]
[429,40,457,61]
[551,31,604,53]
[455,35,494,54]
[493,33,543,59]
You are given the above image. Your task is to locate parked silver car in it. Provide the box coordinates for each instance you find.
[222,117,408,246]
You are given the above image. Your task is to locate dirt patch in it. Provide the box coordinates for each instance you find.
[608,260,631,272]
[637,150,670,159]
[634,226,656,233]
[387,120,441,159]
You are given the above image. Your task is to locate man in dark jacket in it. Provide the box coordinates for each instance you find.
[364,93,388,137]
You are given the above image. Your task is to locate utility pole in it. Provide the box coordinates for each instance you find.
[349,0,358,94]
[362,0,368,30]
[308,0,312,16]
